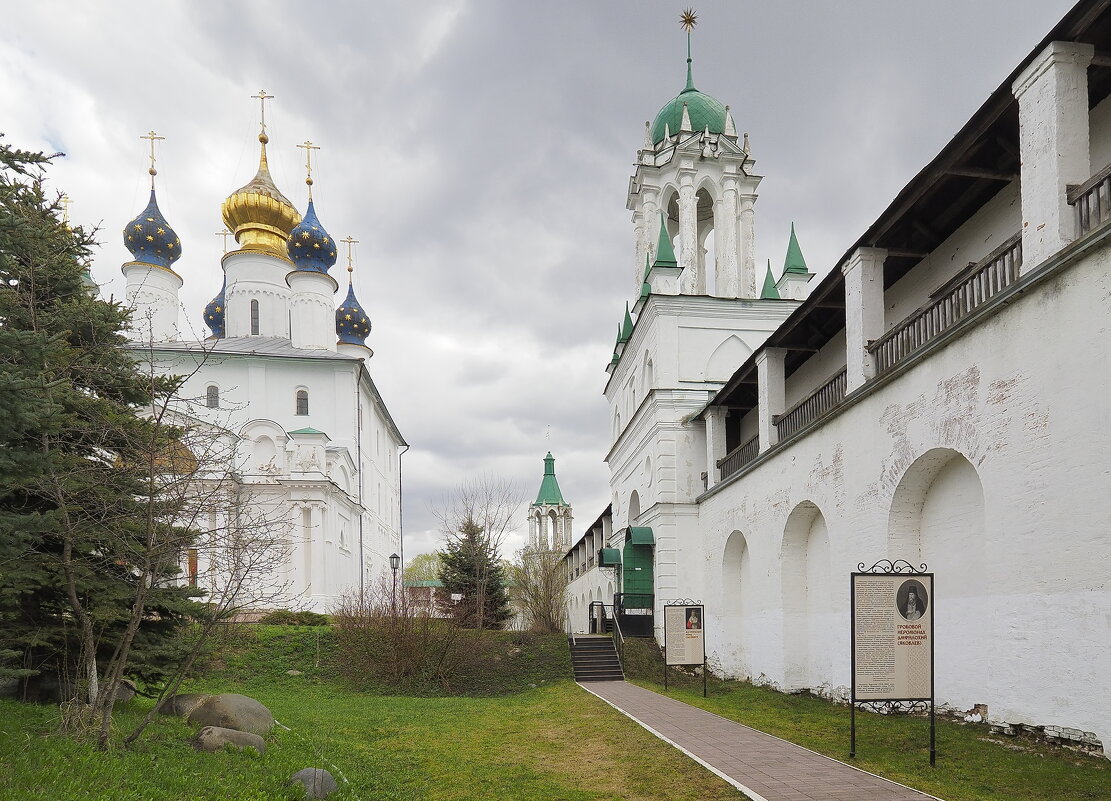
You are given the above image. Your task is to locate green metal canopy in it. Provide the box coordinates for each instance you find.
[599,548,622,567]
[628,527,654,545]
[650,55,728,145]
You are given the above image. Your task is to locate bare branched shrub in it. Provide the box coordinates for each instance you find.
[330,579,474,691]
[511,548,568,634]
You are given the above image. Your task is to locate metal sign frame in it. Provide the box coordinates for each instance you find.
[850,560,936,766]
[662,598,706,697]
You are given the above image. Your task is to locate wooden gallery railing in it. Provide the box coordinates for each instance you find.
[717,433,759,481]
[869,234,1022,376]
[774,368,848,441]
[1069,162,1111,237]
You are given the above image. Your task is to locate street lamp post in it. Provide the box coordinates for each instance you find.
[389,552,401,614]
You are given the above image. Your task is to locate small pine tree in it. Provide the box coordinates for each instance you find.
[438,517,511,629]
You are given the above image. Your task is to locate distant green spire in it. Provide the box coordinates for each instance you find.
[619,302,634,343]
[653,214,677,269]
[760,260,780,299]
[640,254,652,298]
[783,222,809,275]
[535,452,566,505]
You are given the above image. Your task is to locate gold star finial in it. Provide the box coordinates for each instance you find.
[296,140,320,199]
[680,8,697,32]
[251,89,274,142]
[341,235,359,281]
[139,130,165,189]
[215,228,232,253]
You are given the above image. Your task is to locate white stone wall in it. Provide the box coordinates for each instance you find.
[688,242,1111,745]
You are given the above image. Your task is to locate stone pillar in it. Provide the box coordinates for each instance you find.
[309,503,326,595]
[704,406,729,487]
[757,348,786,452]
[678,172,699,294]
[842,247,887,392]
[637,187,660,293]
[717,177,740,298]
[1012,41,1094,271]
[738,194,757,298]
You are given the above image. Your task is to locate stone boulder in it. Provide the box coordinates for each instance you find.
[187,693,273,735]
[288,768,338,799]
[112,679,137,704]
[193,725,266,754]
[160,692,210,717]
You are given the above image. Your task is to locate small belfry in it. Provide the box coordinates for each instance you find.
[528,452,573,552]
[629,9,760,299]
[122,130,183,342]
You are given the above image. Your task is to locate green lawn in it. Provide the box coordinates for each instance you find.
[0,628,746,801]
[622,640,1110,801]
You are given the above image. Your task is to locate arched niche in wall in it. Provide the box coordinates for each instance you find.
[628,490,641,523]
[239,419,288,475]
[721,529,754,678]
[780,501,833,692]
[706,335,752,382]
[888,448,986,711]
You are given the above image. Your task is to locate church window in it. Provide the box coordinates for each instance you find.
[206,384,219,408]
[250,299,260,335]
[296,389,309,415]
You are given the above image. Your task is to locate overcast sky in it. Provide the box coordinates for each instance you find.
[1,0,1075,560]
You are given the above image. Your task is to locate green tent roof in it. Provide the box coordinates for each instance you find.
[783,223,809,275]
[650,57,727,144]
[652,213,677,269]
[760,260,780,299]
[289,427,326,436]
[618,302,634,344]
[534,451,566,505]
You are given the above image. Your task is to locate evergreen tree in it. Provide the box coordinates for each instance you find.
[0,137,200,716]
[438,517,511,629]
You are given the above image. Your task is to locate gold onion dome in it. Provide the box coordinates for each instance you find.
[220,133,301,259]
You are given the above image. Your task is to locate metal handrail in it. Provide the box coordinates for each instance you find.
[611,607,626,674]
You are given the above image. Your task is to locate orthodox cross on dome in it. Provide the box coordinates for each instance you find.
[60,194,72,225]
[139,130,165,189]
[215,228,232,253]
[296,139,320,200]
[251,89,274,141]
[341,235,359,281]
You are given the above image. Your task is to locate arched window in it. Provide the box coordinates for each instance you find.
[295,389,309,415]
[206,385,219,408]
[250,299,260,335]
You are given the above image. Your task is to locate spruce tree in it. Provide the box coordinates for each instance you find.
[0,137,199,713]
[438,517,511,629]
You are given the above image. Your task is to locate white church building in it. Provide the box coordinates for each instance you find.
[565,0,1111,754]
[119,114,405,613]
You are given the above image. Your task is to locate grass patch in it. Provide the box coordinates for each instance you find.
[0,627,746,800]
[622,637,1110,801]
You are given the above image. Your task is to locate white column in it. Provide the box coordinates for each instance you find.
[677,172,699,294]
[717,177,739,298]
[842,247,887,392]
[1012,41,1094,271]
[637,186,660,293]
[738,193,757,298]
[704,406,729,487]
[309,503,325,596]
[756,348,786,452]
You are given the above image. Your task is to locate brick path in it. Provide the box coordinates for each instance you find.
[579,681,942,801]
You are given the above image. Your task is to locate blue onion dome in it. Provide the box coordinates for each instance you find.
[123,189,182,269]
[336,282,371,345]
[287,200,337,272]
[204,277,226,339]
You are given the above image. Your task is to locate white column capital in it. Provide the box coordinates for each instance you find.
[1012,41,1094,100]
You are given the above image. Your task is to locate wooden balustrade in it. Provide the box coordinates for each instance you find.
[869,234,1021,376]
[774,368,848,440]
[1068,162,1111,237]
[717,434,759,481]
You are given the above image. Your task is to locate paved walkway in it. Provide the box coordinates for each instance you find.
[579,681,942,801]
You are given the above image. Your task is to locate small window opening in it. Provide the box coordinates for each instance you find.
[296,389,309,416]
[206,385,219,408]
[250,299,260,335]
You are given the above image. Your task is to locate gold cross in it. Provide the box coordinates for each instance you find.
[341,235,359,275]
[215,228,232,253]
[296,140,320,198]
[60,194,72,225]
[140,130,165,188]
[251,89,274,137]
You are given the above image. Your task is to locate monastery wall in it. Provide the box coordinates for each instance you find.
[679,241,1111,746]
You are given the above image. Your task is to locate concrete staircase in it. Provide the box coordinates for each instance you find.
[569,635,624,682]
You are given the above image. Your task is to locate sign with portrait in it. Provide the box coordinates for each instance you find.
[851,572,933,701]
[664,603,705,666]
